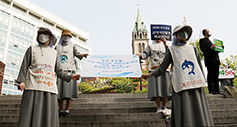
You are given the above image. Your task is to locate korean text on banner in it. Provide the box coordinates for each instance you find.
[219,69,235,79]
[80,55,142,77]
[214,38,224,52]
[150,24,172,41]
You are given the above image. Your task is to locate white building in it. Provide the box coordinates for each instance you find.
[0,0,91,95]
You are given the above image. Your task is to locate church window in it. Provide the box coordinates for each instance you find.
[139,43,141,53]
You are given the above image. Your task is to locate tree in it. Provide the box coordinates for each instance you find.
[221,55,237,73]
[189,39,204,60]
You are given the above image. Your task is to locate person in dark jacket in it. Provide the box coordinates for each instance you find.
[199,29,224,94]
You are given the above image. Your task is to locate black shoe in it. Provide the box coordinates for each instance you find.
[213,91,221,94]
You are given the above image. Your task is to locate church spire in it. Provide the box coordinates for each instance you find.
[133,9,147,33]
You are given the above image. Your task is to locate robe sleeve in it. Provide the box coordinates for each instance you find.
[140,45,151,60]
[16,46,32,84]
[73,44,82,60]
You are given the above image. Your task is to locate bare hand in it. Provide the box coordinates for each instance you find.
[160,37,168,48]
[141,73,153,79]
[71,74,81,80]
[18,82,25,91]
[136,53,141,58]
[211,44,216,49]
[82,54,89,58]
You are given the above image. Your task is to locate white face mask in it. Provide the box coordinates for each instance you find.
[62,36,71,42]
[38,34,49,43]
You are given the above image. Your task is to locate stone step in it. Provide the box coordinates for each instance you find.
[209,104,237,110]
[1,121,237,127]
[59,113,166,121]
[214,123,237,127]
[0,121,167,127]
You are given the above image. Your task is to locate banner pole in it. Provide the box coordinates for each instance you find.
[140,58,143,91]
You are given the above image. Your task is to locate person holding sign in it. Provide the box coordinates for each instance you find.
[142,25,213,127]
[16,27,81,127]
[137,37,171,114]
[200,29,224,94]
[55,30,88,116]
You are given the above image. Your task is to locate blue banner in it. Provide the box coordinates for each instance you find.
[150,24,172,41]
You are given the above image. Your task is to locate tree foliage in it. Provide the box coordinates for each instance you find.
[189,39,204,60]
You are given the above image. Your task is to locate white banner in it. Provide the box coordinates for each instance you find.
[219,69,235,79]
[80,55,142,77]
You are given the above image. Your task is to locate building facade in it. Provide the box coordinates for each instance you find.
[132,10,149,70]
[0,0,91,95]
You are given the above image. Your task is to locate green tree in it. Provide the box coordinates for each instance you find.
[221,55,237,73]
[189,39,204,60]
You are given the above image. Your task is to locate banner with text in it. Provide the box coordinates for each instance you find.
[150,24,172,41]
[80,55,142,77]
[219,69,235,79]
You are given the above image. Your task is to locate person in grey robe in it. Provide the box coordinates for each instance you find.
[55,30,88,116]
[16,27,80,127]
[142,25,214,127]
[137,37,171,113]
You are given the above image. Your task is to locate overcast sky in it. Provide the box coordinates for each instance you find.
[29,0,237,62]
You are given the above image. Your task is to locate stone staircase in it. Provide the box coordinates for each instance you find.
[0,93,237,127]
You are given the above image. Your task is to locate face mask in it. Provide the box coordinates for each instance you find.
[177,30,189,39]
[38,34,49,43]
[208,32,212,37]
[62,36,71,42]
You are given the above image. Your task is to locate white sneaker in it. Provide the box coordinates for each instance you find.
[162,108,171,117]
[156,107,163,113]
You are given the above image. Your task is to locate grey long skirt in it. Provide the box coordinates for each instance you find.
[170,87,214,127]
[18,90,59,127]
[57,77,78,99]
[148,71,171,99]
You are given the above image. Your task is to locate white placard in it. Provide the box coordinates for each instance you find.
[80,55,142,77]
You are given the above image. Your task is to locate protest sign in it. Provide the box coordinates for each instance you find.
[219,69,235,79]
[80,55,142,77]
[214,39,224,52]
[150,24,172,40]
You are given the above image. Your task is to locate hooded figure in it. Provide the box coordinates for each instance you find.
[141,25,214,127]
[16,27,80,127]
[55,30,88,116]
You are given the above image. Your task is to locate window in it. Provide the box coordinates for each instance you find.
[139,43,141,53]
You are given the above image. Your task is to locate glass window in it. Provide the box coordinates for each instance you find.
[13,92,17,95]
[2,89,7,94]
[8,91,12,95]
[3,83,8,88]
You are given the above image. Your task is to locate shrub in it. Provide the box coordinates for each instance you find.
[135,88,148,93]
[78,82,93,93]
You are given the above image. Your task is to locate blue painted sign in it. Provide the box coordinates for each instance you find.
[150,24,172,40]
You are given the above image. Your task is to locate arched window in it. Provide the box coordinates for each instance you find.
[145,34,147,38]
[139,43,141,53]
[134,34,137,39]
[140,33,142,39]
[142,43,145,52]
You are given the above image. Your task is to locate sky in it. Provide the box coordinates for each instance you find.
[28,0,237,62]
